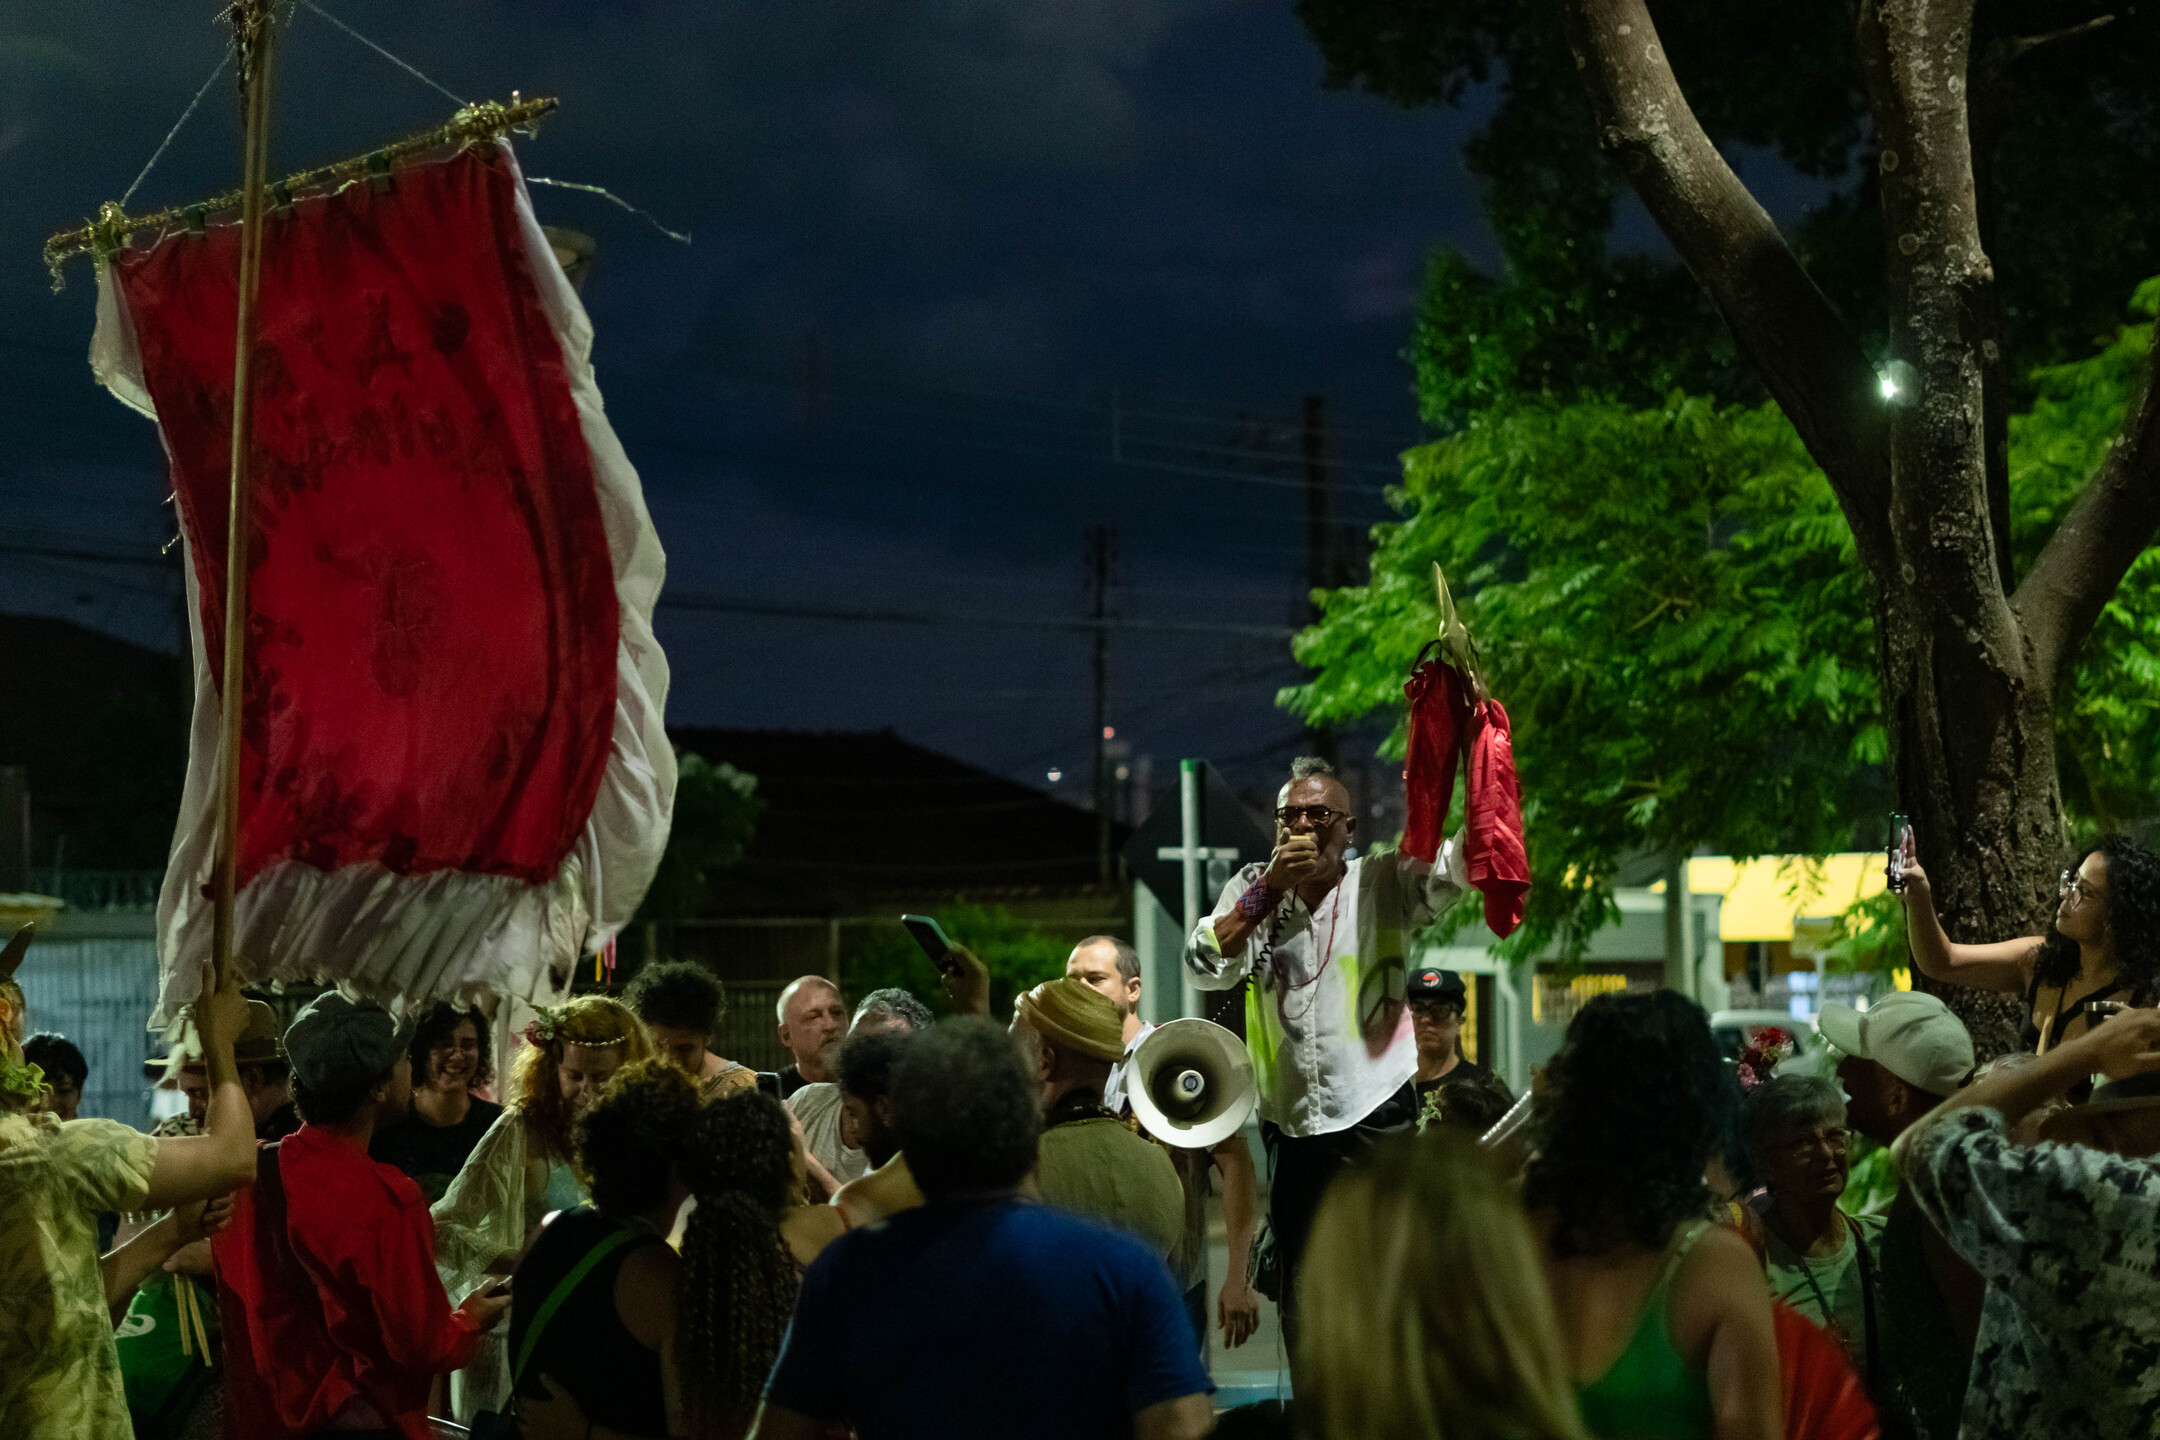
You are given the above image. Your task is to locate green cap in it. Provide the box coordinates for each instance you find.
[285,992,411,1092]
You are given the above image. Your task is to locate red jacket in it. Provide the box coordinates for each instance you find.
[215,1124,481,1440]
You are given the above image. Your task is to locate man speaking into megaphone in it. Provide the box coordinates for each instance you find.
[1183,756,1468,1341]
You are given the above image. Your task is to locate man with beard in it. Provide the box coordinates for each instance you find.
[790,987,930,1190]
[773,976,848,1097]
[832,1027,924,1227]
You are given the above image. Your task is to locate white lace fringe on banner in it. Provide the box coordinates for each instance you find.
[89,144,676,1025]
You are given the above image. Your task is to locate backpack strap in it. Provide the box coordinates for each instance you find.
[509,1224,641,1389]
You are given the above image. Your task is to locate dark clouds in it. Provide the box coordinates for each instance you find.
[0,0,1494,803]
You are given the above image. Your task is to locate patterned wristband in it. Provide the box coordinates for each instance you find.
[1237,879,1277,920]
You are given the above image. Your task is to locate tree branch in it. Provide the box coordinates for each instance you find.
[2014,353,2160,688]
[1977,15,2116,85]
[1554,0,1894,567]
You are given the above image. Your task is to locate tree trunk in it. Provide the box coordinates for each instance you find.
[1554,0,2160,1058]
[1858,0,2052,1054]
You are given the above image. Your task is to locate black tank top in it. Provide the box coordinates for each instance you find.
[510,1206,669,1438]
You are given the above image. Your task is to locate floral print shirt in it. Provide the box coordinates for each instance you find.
[0,1110,159,1440]
[1904,1107,2160,1440]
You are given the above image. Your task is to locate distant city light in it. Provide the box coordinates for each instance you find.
[1046,768,1062,782]
[1102,726,1116,740]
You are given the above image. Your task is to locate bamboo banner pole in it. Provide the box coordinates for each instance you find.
[209,0,277,996]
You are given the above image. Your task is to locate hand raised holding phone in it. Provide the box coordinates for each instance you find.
[904,915,991,1018]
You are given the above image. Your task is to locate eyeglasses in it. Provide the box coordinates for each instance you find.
[2060,869,2106,906]
[1276,805,1344,827]
[1770,1125,1851,1154]
[1409,999,1464,1018]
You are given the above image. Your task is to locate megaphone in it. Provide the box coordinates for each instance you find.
[1127,1018,1257,1149]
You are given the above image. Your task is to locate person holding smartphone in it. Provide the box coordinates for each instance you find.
[1183,755,1468,1340]
[1897,831,2160,1055]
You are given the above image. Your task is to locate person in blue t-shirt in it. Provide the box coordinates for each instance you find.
[753,1017,1215,1440]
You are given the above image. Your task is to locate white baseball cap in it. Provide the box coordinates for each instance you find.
[1817,991,1974,1098]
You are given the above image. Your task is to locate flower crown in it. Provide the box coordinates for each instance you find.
[523,1005,625,1052]
[1735,1026,1794,1090]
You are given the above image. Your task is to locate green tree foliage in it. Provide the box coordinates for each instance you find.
[2011,279,2160,829]
[634,754,763,925]
[1286,279,2160,965]
[1284,395,1883,960]
[842,900,1074,1023]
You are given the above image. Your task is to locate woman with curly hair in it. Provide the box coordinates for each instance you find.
[1900,832,2160,1053]
[1526,990,1781,1440]
[431,996,652,1421]
[370,1003,501,1202]
[509,1059,701,1440]
[518,1088,844,1440]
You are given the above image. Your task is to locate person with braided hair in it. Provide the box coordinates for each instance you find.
[678,1089,844,1439]
[431,996,653,1421]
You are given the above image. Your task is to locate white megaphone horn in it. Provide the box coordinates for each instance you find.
[1127,1018,1258,1149]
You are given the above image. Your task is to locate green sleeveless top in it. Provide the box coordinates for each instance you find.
[1575,1220,1717,1440]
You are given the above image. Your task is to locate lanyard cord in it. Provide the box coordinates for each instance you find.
[1276,890,1344,1026]
[1769,1210,1874,1378]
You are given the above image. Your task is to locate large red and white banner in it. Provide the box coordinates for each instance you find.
[91,144,673,1021]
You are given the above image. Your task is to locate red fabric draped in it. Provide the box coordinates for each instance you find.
[1402,645,1530,936]
[113,148,618,887]
[1465,697,1528,937]
[1400,645,1470,864]
[1774,1302,1882,1440]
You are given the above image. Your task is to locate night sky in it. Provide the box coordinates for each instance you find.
[1,0,1504,814]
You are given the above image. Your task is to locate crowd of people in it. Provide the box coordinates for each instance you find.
[2,757,2159,1440]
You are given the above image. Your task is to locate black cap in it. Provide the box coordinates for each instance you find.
[1407,967,1466,1003]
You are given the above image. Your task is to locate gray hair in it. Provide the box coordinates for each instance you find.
[1074,935,1140,985]
[774,974,840,1025]
[1744,1075,1846,1158]
[853,987,933,1034]
[1289,756,1337,781]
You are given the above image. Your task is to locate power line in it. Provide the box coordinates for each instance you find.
[656,591,1292,637]
[0,541,1295,638]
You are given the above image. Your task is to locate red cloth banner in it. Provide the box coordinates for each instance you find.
[1400,644,1470,865]
[1464,697,1528,937]
[112,149,618,889]
[1400,643,1529,937]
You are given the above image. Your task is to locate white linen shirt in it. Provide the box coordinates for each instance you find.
[1103,1023,1154,1117]
[1184,841,1467,1138]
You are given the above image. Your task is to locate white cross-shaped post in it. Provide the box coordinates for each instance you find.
[1160,759,1242,1018]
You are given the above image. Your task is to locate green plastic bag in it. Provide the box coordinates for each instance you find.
[115,1273,217,1440]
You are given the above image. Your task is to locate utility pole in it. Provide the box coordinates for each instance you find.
[1301,394,1341,770]
[1085,525,1116,887]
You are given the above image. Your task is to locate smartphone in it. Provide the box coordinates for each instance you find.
[902,914,962,975]
[1886,813,1912,893]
